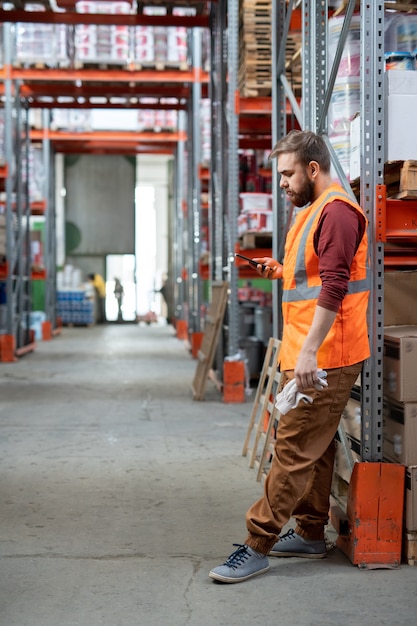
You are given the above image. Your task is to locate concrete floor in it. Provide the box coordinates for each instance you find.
[1,323,417,626]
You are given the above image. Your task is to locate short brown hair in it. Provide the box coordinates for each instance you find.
[269,130,331,173]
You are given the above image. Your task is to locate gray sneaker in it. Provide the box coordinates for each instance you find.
[269,529,327,559]
[209,544,270,583]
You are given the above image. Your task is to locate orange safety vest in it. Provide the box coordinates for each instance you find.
[279,183,370,371]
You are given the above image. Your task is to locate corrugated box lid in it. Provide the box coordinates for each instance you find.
[384,325,417,340]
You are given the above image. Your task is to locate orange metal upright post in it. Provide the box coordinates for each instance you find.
[191,332,203,358]
[0,334,16,362]
[42,320,52,340]
[176,320,188,340]
[223,360,246,403]
[331,462,405,569]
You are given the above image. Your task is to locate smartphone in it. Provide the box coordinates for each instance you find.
[235,253,266,271]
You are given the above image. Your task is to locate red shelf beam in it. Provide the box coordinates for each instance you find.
[0,10,210,28]
[376,185,417,242]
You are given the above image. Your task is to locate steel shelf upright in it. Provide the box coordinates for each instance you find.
[41,109,58,336]
[226,0,240,357]
[271,0,301,341]
[271,0,385,461]
[1,24,34,359]
[173,109,187,328]
[186,27,203,338]
[207,0,228,367]
[209,0,227,286]
[358,1,385,462]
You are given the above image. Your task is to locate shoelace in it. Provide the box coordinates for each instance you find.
[223,544,250,570]
[279,529,296,542]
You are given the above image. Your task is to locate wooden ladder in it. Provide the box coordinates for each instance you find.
[242,337,282,482]
[191,281,228,401]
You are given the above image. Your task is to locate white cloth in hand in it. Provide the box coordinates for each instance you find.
[275,369,328,415]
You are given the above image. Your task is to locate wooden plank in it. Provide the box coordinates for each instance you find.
[242,338,280,459]
[191,281,228,401]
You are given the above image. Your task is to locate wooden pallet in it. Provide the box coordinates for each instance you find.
[130,61,189,72]
[73,61,131,71]
[238,231,272,249]
[242,337,282,482]
[239,0,273,97]
[351,160,417,200]
[238,0,303,98]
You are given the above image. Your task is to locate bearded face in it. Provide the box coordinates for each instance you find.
[277,153,318,208]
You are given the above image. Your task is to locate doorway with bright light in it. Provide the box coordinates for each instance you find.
[105,254,136,322]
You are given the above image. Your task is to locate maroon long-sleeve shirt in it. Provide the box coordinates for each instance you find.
[313,199,367,313]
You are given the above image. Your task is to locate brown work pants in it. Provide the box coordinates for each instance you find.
[245,362,363,555]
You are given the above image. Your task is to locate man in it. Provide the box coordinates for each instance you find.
[113,277,124,321]
[209,130,370,583]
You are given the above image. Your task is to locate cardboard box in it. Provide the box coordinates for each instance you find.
[405,466,417,532]
[237,210,272,235]
[239,192,272,213]
[383,400,417,465]
[334,393,362,483]
[403,531,417,566]
[385,70,417,162]
[385,271,417,326]
[384,326,417,402]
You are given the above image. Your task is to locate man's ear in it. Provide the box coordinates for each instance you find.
[309,160,320,178]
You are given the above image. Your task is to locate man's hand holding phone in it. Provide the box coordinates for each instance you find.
[236,254,283,279]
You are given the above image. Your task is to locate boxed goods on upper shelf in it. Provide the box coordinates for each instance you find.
[329,11,417,180]
[238,192,272,237]
[12,2,191,69]
[239,192,272,213]
[384,70,417,162]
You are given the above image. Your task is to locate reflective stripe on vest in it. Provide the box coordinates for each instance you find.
[282,189,370,304]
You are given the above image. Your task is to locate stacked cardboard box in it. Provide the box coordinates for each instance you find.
[383,270,417,565]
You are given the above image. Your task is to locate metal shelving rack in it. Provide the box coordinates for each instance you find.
[271,0,385,461]
[1,25,34,358]
[226,0,240,357]
[42,109,57,334]
[186,26,203,337]
[0,3,210,356]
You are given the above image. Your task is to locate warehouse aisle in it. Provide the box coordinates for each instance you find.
[1,323,417,626]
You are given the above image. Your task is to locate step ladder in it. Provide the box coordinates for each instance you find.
[242,337,282,482]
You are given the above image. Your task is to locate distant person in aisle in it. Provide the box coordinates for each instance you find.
[209,130,370,583]
[157,274,173,325]
[88,273,106,324]
[113,277,124,322]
